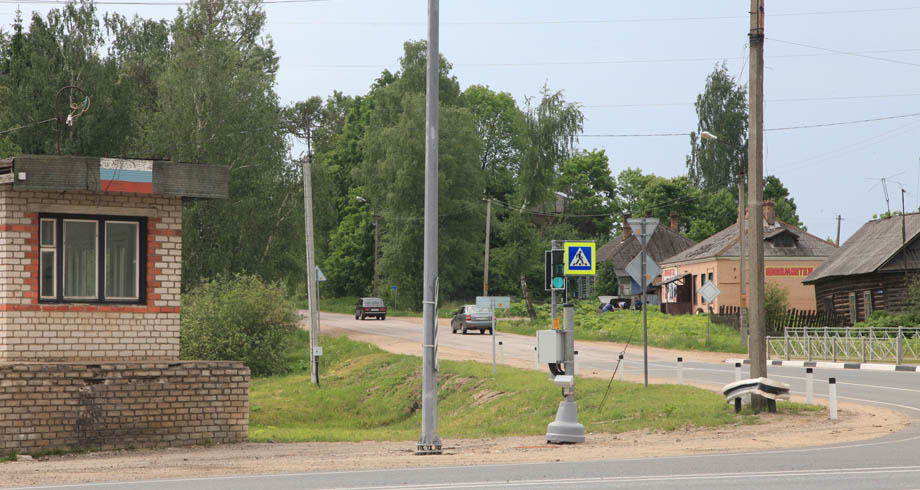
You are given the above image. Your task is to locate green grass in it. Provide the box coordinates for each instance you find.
[499,301,748,354]
[250,333,815,442]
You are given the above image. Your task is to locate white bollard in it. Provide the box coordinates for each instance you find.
[829,377,838,420]
[534,346,539,369]
[499,340,504,364]
[574,350,579,376]
[677,357,684,385]
[735,362,742,382]
[806,367,814,404]
[618,353,624,382]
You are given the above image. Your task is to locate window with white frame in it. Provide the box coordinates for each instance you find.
[39,214,145,303]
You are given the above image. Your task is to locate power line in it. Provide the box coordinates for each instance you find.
[0,118,56,135]
[769,38,920,69]
[583,91,920,109]
[0,0,330,5]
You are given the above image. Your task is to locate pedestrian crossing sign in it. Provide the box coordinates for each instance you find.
[564,241,595,275]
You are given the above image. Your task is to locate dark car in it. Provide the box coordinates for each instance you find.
[450,305,494,334]
[355,297,387,320]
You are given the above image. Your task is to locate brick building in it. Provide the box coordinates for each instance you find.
[0,155,249,453]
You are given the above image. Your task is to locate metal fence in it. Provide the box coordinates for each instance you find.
[767,327,920,364]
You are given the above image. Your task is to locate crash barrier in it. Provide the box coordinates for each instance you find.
[768,327,920,364]
[722,377,791,413]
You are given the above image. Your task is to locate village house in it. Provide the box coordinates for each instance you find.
[659,201,836,314]
[596,212,696,305]
[0,154,248,453]
[803,213,920,325]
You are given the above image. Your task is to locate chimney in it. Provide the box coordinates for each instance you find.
[670,211,679,232]
[622,213,632,238]
[763,200,776,226]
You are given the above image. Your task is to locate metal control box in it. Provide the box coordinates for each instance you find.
[536,329,565,364]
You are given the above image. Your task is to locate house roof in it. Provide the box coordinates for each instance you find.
[662,218,836,265]
[597,224,696,277]
[803,213,920,284]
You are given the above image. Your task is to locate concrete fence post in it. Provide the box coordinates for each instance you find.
[784,334,790,360]
[897,326,904,365]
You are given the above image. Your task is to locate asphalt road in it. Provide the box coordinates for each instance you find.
[18,313,919,490]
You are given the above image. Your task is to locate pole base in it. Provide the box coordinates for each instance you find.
[546,401,585,444]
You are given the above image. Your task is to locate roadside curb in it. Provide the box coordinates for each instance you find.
[725,358,920,373]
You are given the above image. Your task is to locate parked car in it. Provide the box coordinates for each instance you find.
[355,297,387,320]
[450,305,493,334]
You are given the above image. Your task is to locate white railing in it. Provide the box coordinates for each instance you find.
[767,327,920,364]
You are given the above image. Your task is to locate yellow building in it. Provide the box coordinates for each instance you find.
[659,202,837,313]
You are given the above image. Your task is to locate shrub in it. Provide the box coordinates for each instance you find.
[764,282,790,335]
[181,274,298,376]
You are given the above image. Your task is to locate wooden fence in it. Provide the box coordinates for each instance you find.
[712,305,845,335]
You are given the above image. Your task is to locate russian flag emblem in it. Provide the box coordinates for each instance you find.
[100,158,153,194]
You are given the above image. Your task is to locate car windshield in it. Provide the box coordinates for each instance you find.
[363,298,384,307]
[469,306,491,314]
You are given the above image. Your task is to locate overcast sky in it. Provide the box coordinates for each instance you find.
[3,0,920,244]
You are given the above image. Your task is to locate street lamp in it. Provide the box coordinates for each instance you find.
[701,130,718,141]
[356,196,379,297]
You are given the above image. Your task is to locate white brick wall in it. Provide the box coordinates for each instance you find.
[0,186,183,361]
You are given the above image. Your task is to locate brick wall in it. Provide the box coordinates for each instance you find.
[0,187,183,361]
[0,361,249,452]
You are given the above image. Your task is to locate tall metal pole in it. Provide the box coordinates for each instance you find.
[738,176,748,348]
[836,215,842,246]
[483,198,491,297]
[747,0,767,411]
[303,154,320,386]
[641,218,648,387]
[418,0,442,455]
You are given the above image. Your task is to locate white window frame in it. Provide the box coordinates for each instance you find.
[62,219,99,301]
[39,219,56,300]
[104,220,140,301]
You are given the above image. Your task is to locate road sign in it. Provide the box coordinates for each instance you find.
[391,285,397,290]
[699,282,722,303]
[315,266,326,282]
[476,296,511,310]
[626,217,660,238]
[564,242,595,275]
[625,254,661,286]
[545,249,566,290]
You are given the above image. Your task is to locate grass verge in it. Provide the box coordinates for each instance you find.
[250,333,816,442]
[499,301,748,354]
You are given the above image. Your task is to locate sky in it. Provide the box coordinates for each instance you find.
[3,0,920,244]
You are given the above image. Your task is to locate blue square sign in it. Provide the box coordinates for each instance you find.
[564,241,595,275]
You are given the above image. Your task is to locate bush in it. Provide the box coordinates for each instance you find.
[765,282,790,336]
[181,274,298,376]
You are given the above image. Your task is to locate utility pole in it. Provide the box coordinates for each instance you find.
[746,0,767,412]
[738,175,747,348]
[483,198,491,297]
[836,215,842,246]
[303,152,320,386]
[373,213,379,296]
[640,217,649,388]
[418,0,441,455]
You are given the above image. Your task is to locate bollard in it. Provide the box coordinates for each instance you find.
[499,340,504,364]
[897,326,904,365]
[677,357,684,385]
[735,362,742,382]
[805,367,814,404]
[574,350,579,376]
[829,377,838,420]
[617,353,624,382]
[534,346,539,369]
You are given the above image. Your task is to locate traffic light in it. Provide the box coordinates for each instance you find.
[545,249,565,291]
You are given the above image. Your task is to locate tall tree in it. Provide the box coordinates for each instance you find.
[463,84,527,202]
[686,62,748,191]
[764,175,804,228]
[555,149,615,239]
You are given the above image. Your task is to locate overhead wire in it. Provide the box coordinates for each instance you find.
[768,38,920,69]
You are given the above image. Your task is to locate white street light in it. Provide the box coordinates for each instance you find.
[701,130,718,140]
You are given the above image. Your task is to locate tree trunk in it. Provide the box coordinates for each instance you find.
[520,272,537,320]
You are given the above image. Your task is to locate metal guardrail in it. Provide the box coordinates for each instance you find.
[768,327,920,364]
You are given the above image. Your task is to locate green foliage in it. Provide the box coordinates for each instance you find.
[765,282,791,335]
[180,274,298,376]
[323,190,374,297]
[250,334,758,442]
[764,175,804,229]
[686,62,748,192]
[593,260,619,298]
[556,149,615,239]
[463,84,527,202]
[0,136,20,157]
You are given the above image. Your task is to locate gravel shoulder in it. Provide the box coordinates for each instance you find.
[0,318,910,488]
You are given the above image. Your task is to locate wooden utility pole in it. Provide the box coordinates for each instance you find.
[836,215,842,246]
[738,175,748,347]
[747,0,768,412]
[483,198,491,296]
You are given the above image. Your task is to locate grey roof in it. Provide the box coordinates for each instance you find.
[803,213,920,284]
[597,225,696,277]
[662,218,837,265]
